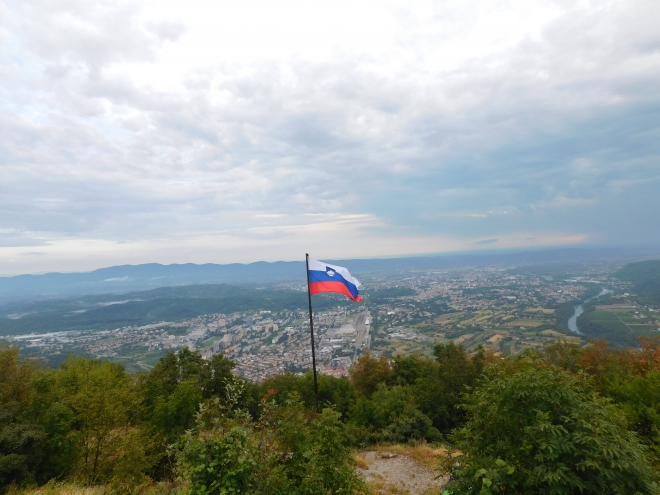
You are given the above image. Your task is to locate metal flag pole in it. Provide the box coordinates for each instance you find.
[305,253,319,410]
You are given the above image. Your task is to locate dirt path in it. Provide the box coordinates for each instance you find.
[357,450,448,495]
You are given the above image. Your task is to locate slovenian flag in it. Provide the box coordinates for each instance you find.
[308,259,362,302]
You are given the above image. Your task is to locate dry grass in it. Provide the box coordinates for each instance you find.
[7,483,107,495]
[355,453,370,470]
[7,481,176,495]
[366,478,437,495]
[367,479,411,495]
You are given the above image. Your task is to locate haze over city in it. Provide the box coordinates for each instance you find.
[2,0,659,275]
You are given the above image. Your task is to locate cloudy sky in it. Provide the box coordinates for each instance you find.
[1,0,659,274]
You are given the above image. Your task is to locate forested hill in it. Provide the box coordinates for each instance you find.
[0,284,348,335]
[1,247,651,303]
[0,262,304,303]
[616,259,660,304]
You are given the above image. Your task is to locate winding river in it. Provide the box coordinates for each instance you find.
[567,288,612,334]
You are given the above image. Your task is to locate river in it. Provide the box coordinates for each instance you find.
[567,288,612,334]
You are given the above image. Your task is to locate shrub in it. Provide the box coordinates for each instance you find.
[175,425,257,495]
[446,359,658,495]
[174,390,366,495]
[379,407,441,444]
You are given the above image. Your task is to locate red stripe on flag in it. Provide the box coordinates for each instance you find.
[310,281,362,302]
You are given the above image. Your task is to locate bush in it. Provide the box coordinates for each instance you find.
[379,407,441,444]
[174,390,366,495]
[446,359,658,495]
[175,425,257,495]
[265,404,365,495]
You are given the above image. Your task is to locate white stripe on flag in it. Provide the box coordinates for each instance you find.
[308,259,361,288]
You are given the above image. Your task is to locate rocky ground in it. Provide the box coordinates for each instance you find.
[356,449,449,495]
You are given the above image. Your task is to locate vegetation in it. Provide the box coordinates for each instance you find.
[553,300,576,332]
[0,285,350,335]
[447,359,656,494]
[578,301,640,347]
[617,260,660,305]
[553,283,604,335]
[4,336,660,494]
[175,388,365,495]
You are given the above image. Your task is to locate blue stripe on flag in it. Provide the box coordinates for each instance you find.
[309,269,359,298]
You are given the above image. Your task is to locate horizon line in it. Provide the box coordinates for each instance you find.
[2,244,659,279]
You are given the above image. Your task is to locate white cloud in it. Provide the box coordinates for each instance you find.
[1,0,659,273]
[531,195,598,211]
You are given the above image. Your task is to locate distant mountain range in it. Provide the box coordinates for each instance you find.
[1,247,658,303]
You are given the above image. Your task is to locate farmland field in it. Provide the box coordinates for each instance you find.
[541,329,579,341]
[525,308,555,315]
[587,307,658,336]
[507,319,544,327]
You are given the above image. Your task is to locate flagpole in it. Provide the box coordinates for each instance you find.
[305,253,319,410]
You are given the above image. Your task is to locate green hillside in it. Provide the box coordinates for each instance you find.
[616,260,660,304]
[0,284,350,335]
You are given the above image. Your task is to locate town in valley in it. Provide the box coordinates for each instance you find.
[3,258,659,381]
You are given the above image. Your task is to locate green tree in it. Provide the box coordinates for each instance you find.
[349,353,392,397]
[141,350,243,480]
[20,370,76,485]
[447,359,658,495]
[260,372,355,418]
[150,380,202,436]
[142,350,237,436]
[538,340,583,373]
[391,354,433,386]
[598,369,660,464]
[350,383,414,430]
[202,354,236,399]
[412,343,484,433]
[55,357,149,485]
[0,347,47,491]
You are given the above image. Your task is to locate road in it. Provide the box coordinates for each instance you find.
[353,309,371,358]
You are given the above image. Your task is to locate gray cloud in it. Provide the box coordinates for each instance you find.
[1,0,659,272]
[0,231,49,247]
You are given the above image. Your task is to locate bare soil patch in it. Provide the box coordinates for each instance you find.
[356,448,448,495]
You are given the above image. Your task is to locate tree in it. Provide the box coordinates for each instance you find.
[142,350,238,436]
[413,343,485,433]
[0,347,47,490]
[55,357,149,485]
[391,354,432,386]
[151,380,202,436]
[260,372,355,418]
[433,342,485,389]
[202,354,236,399]
[349,353,392,397]
[538,340,582,373]
[446,359,657,494]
